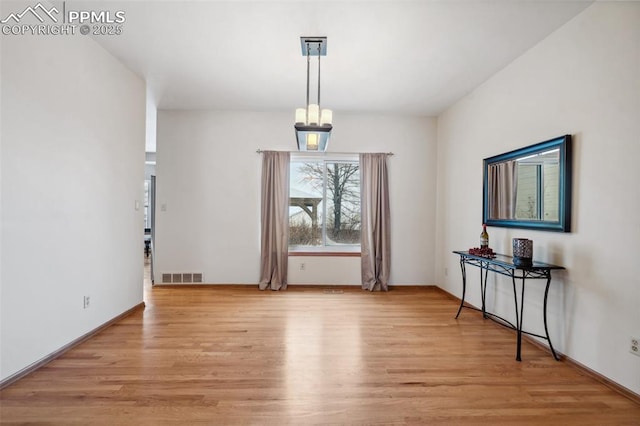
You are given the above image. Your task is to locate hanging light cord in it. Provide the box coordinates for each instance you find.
[301,40,325,125]
[317,44,321,110]
[305,43,311,124]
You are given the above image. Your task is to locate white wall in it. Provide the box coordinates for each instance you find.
[156,111,436,285]
[436,2,640,394]
[146,87,157,153]
[0,34,146,381]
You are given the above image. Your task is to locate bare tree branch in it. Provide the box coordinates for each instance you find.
[296,162,361,242]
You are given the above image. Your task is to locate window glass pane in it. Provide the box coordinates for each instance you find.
[543,163,559,221]
[515,164,538,220]
[289,161,324,246]
[288,157,361,250]
[144,180,150,228]
[325,163,360,245]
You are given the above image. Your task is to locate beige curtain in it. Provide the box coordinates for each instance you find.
[360,153,391,291]
[259,151,290,291]
[488,161,518,220]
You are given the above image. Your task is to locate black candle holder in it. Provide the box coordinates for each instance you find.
[513,238,533,267]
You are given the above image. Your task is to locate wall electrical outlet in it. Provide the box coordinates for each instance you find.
[83,296,90,309]
[631,337,640,357]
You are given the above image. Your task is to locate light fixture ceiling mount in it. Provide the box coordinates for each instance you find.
[295,36,332,152]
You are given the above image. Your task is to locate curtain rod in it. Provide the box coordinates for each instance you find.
[256,149,393,156]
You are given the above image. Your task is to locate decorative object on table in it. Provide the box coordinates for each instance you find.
[469,224,495,257]
[468,246,496,258]
[480,223,489,248]
[512,238,533,266]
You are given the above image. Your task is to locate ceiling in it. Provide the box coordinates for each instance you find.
[79,1,592,116]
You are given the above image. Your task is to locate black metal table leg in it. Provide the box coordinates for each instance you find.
[518,276,526,361]
[543,275,560,360]
[511,273,526,362]
[481,265,489,318]
[455,259,467,319]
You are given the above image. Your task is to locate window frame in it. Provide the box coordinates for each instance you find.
[289,153,361,254]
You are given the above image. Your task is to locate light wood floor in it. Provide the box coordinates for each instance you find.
[1,261,639,424]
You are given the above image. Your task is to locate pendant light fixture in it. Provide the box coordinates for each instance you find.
[295,37,332,151]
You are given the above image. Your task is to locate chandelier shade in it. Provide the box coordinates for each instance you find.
[295,37,332,152]
[295,124,331,152]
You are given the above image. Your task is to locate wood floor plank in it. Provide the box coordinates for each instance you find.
[1,265,639,424]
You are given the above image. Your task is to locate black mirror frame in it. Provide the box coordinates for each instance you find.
[482,135,572,232]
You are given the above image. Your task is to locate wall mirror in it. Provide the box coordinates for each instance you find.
[483,135,572,232]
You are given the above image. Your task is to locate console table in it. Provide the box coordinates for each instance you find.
[453,250,565,361]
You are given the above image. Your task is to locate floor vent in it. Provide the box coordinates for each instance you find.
[323,289,344,294]
[160,273,204,283]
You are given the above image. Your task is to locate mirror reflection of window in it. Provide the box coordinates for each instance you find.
[513,149,559,221]
[544,162,559,221]
[515,164,538,219]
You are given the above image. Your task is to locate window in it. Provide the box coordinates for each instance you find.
[289,154,360,252]
[144,180,151,229]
